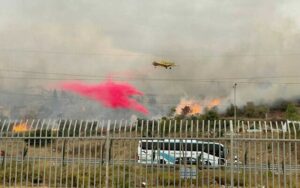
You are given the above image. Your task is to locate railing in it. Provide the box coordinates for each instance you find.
[0,119,299,187]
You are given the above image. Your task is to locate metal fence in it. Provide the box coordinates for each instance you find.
[0,119,299,187]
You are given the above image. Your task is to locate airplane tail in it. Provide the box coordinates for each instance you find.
[152,61,159,66]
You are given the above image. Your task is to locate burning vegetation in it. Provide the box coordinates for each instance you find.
[13,123,29,133]
[175,98,221,116]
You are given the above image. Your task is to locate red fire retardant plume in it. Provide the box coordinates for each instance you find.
[59,80,148,115]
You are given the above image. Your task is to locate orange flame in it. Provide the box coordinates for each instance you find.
[207,98,221,109]
[175,98,221,116]
[175,99,202,116]
[13,123,29,132]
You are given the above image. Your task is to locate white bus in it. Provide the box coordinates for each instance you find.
[137,139,228,167]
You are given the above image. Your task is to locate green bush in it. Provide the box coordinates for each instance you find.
[24,129,53,147]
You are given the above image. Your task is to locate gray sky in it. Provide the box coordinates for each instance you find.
[1,0,300,110]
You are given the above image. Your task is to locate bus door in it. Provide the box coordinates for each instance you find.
[140,141,157,164]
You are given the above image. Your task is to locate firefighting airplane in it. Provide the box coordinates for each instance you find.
[152,61,176,69]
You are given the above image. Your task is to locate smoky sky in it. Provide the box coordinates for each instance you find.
[1,0,300,112]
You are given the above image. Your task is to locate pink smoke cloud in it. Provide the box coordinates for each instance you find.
[58,80,148,115]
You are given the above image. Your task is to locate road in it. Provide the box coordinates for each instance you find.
[2,156,300,172]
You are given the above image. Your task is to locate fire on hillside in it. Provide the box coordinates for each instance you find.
[13,123,29,133]
[175,98,221,116]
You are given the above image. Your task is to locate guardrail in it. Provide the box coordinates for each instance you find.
[0,119,299,187]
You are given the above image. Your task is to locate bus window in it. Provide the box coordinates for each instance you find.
[206,144,223,157]
[202,143,209,153]
[141,141,157,150]
[141,142,147,150]
[184,143,193,151]
[194,144,204,151]
[208,144,215,156]
[214,144,220,156]
[169,143,175,150]
[175,143,182,151]
[163,142,175,150]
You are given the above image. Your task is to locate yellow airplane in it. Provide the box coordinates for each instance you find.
[152,61,176,69]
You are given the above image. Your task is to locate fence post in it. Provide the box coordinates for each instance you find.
[62,140,66,166]
[1,153,4,169]
[105,120,111,188]
[230,120,234,187]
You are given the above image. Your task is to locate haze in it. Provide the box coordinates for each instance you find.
[1,0,300,118]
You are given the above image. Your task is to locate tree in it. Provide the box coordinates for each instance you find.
[239,102,268,118]
[285,103,300,120]
[225,104,235,117]
[168,107,176,117]
[243,102,255,117]
[24,129,52,147]
[255,105,268,118]
[181,106,191,116]
[202,108,219,121]
[271,99,289,112]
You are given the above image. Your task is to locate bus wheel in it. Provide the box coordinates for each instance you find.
[204,161,211,167]
[159,159,166,164]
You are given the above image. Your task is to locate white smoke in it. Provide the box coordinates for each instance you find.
[1,0,300,118]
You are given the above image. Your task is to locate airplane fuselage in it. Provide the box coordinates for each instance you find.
[152,61,175,69]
